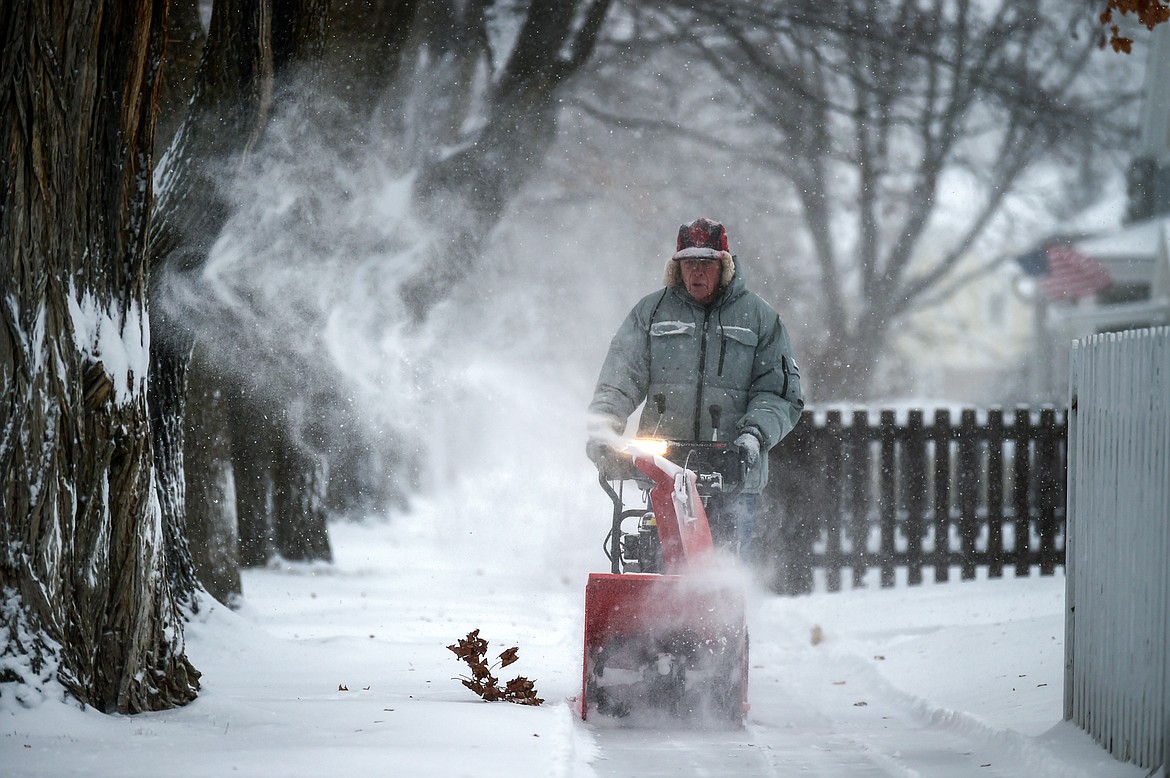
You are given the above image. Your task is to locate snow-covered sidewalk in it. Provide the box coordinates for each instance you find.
[1,519,1142,777]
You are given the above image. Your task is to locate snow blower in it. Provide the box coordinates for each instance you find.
[581,438,748,725]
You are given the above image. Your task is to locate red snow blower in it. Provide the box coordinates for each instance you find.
[580,439,748,725]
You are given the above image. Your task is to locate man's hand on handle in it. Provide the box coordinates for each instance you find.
[586,438,616,467]
[586,437,627,480]
[733,427,763,467]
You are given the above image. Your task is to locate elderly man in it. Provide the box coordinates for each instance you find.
[586,217,804,556]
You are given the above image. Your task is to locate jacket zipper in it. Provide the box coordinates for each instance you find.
[781,355,790,398]
[717,329,727,376]
[693,308,710,440]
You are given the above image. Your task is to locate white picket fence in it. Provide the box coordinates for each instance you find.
[1065,327,1170,772]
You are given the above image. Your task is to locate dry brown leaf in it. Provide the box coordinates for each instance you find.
[1100,0,1170,53]
[498,646,520,668]
[448,629,543,706]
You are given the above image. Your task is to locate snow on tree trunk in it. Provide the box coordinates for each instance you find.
[149,0,343,582]
[182,347,242,605]
[0,0,199,711]
[149,317,202,609]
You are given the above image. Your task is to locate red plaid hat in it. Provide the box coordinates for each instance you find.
[672,217,729,261]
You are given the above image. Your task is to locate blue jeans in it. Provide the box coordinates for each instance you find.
[707,493,757,559]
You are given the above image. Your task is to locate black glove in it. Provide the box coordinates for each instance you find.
[585,438,616,466]
[734,428,763,467]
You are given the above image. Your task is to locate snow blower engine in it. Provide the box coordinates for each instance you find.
[580,436,749,725]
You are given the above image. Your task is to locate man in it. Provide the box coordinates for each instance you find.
[586,217,804,555]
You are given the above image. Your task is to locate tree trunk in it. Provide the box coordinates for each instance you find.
[150,0,340,585]
[182,346,242,604]
[403,0,613,320]
[227,383,333,566]
[326,0,420,122]
[275,444,332,562]
[148,315,201,608]
[228,384,281,567]
[1,0,198,711]
[154,0,206,156]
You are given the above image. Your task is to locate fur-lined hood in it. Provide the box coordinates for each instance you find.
[662,251,736,289]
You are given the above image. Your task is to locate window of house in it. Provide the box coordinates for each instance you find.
[1096,283,1150,305]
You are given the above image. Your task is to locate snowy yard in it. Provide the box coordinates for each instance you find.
[4,4,1161,775]
[1,502,1142,777]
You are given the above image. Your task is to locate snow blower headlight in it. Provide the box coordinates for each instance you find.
[626,438,669,457]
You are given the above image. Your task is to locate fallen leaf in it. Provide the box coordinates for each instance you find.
[498,646,520,668]
[449,629,543,706]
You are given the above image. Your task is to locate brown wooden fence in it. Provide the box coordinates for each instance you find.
[756,406,1067,595]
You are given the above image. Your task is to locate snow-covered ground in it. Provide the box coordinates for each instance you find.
[0,503,1143,777]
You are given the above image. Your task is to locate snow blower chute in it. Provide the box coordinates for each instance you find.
[581,439,748,725]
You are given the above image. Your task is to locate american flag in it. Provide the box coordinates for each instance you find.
[1016,243,1113,301]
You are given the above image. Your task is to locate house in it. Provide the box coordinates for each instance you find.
[1022,24,1170,399]
[890,257,1037,404]
[1025,219,1170,398]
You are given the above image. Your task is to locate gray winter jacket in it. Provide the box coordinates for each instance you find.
[588,265,803,494]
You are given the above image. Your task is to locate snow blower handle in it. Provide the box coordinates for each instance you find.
[597,470,625,574]
[592,442,648,574]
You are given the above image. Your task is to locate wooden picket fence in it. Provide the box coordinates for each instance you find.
[756,406,1067,595]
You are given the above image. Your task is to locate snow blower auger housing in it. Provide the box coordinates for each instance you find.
[581,439,748,726]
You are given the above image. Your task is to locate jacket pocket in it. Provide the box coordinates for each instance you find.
[717,325,758,376]
[649,320,697,383]
[651,320,696,337]
[719,326,758,347]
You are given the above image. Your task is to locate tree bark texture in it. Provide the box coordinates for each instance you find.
[181,346,242,605]
[1,0,199,711]
[154,0,207,156]
[274,444,331,562]
[148,316,201,608]
[224,380,333,566]
[327,0,420,121]
[149,0,344,582]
